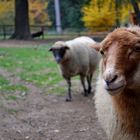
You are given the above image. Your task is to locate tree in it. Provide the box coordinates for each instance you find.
[82,0,131,31]
[0,0,51,26]
[130,0,140,24]
[48,0,90,29]
[0,0,14,25]
[99,0,140,25]
[29,0,51,25]
[11,0,32,40]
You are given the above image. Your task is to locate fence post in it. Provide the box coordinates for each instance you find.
[3,25,6,39]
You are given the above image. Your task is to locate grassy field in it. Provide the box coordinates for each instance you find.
[0,45,67,100]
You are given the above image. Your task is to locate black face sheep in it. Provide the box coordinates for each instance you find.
[49,36,100,101]
[92,26,140,140]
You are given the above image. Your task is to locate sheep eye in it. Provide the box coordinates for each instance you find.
[134,43,140,52]
[134,46,140,52]
[100,50,104,55]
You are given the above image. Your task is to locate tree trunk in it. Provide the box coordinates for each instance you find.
[11,0,32,40]
[131,0,140,25]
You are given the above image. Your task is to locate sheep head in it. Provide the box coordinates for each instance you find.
[49,41,69,63]
[93,28,140,95]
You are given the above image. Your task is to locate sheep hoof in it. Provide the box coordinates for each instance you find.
[88,91,91,94]
[85,89,89,96]
[65,98,72,102]
[84,92,88,97]
[81,91,88,97]
[88,87,92,94]
[84,93,88,97]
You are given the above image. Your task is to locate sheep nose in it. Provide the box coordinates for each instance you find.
[105,75,118,86]
[55,56,62,63]
[103,69,118,85]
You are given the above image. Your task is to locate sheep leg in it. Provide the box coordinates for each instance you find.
[87,74,93,94]
[65,78,72,102]
[80,76,88,96]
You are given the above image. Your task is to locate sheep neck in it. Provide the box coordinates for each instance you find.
[112,88,140,137]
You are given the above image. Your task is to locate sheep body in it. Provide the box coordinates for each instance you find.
[61,36,98,78]
[94,26,140,140]
[50,36,99,101]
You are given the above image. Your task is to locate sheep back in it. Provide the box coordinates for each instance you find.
[61,36,99,78]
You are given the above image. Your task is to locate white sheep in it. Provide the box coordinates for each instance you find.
[49,36,100,101]
[92,26,140,140]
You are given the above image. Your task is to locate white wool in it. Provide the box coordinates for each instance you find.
[94,27,140,140]
[65,36,96,48]
[51,36,100,101]
[94,66,136,140]
[53,36,100,79]
[127,25,140,35]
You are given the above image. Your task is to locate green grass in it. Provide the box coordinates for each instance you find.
[0,75,9,86]
[0,45,65,97]
[5,95,18,101]
[0,75,27,92]
[0,75,28,100]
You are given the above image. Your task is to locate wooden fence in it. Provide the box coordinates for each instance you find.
[0,25,116,41]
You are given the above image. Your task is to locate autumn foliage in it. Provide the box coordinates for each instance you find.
[0,0,51,25]
[29,0,51,25]
[0,0,135,31]
[0,0,14,25]
[82,0,132,31]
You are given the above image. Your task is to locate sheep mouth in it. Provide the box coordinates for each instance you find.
[106,85,125,92]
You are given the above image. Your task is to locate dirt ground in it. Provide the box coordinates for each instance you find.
[0,40,107,140]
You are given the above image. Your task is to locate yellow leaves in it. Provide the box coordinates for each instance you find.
[82,0,115,31]
[29,0,45,13]
[29,0,51,25]
[0,0,14,24]
[82,0,132,31]
[0,0,14,15]
[120,4,132,23]
[0,0,51,25]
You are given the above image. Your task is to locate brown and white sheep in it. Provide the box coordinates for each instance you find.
[92,26,140,140]
[49,36,100,101]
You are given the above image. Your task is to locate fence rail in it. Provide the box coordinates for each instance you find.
[0,25,116,40]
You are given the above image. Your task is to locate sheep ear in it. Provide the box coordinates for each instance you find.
[63,46,70,50]
[91,43,101,51]
[49,48,53,51]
